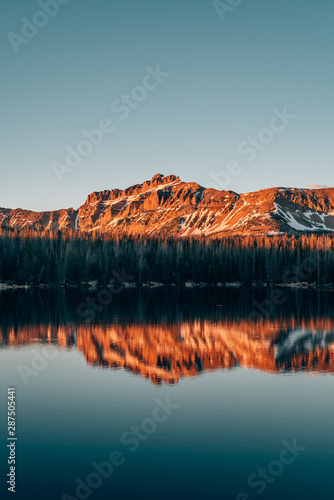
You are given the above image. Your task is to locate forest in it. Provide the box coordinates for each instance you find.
[1,228,334,287]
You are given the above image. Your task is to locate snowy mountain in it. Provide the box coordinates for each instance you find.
[1,174,334,236]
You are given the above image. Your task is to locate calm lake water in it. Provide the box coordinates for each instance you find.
[0,287,333,500]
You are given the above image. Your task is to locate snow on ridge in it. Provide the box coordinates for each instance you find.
[274,203,333,232]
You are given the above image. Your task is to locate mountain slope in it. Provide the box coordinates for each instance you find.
[1,174,334,236]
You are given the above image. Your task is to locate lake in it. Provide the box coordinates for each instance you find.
[0,287,333,500]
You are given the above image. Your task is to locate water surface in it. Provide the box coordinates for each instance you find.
[0,288,333,500]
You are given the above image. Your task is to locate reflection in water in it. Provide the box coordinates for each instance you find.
[1,288,334,383]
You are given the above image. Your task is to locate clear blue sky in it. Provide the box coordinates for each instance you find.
[1,0,333,211]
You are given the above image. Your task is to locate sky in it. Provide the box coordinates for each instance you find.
[1,0,334,211]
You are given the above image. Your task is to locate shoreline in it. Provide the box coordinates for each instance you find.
[1,281,334,291]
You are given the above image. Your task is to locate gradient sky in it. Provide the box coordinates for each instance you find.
[1,0,333,211]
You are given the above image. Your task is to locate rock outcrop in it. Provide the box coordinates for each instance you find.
[1,174,334,236]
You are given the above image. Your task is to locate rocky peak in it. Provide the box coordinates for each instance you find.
[85,174,180,205]
[2,175,334,236]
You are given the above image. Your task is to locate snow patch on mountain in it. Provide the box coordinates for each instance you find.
[274,203,334,232]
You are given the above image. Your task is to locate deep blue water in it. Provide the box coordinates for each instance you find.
[0,288,333,500]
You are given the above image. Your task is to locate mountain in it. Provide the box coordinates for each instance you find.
[2,174,334,236]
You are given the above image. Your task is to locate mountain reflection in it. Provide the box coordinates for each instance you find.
[1,288,334,383]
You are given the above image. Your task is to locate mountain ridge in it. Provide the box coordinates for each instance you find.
[2,174,334,236]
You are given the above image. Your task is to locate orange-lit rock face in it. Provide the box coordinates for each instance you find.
[2,318,334,384]
[1,174,334,236]
[0,208,77,231]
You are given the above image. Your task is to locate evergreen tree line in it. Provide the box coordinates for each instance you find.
[1,229,334,286]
